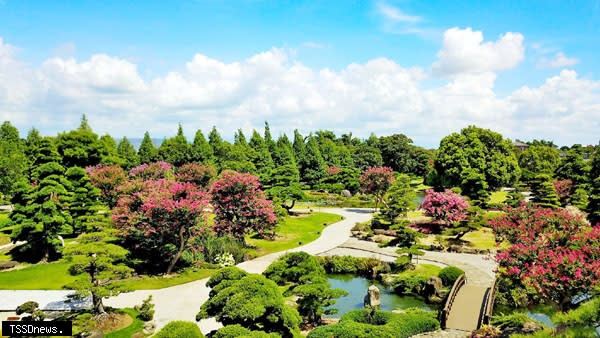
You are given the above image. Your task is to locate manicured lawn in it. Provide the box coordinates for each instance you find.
[488,191,508,204]
[247,212,343,256]
[114,268,216,290]
[0,262,77,289]
[397,264,441,278]
[462,228,497,249]
[105,308,145,338]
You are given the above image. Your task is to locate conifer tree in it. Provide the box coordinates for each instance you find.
[249,130,274,184]
[138,131,157,164]
[117,137,140,169]
[531,174,561,209]
[190,130,213,164]
[299,136,327,187]
[65,166,101,234]
[158,124,190,166]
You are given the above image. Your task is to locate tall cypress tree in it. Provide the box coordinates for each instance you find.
[300,136,327,187]
[65,166,101,234]
[208,126,226,163]
[138,131,157,164]
[158,124,190,166]
[117,137,140,169]
[190,129,213,164]
[249,130,274,183]
[264,121,276,158]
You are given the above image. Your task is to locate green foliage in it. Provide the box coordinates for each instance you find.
[249,129,275,184]
[263,251,325,286]
[531,174,560,208]
[570,187,589,210]
[381,174,415,223]
[393,275,428,295]
[307,308,439,338]
[518,145,561,182]
[190,129,214,164]
[213,324,279,338]
[193,233,247,265]
[437,266,464,286]
[117,137,140,169]
[158,124,191,166]
[64,230,132,314]
[55,116,104,167]
[0,124,28,197]
[65,166,101,234]
[16,301,46,321]
[318,256,391,279]
[555,146,590,186]
[138,131,158,164]
[553,297,600,328]
[461,168,490,205]
[491,311,541,330]
[10,161,73,261]
[135,295,155,321]
[434,125,520,191]
[378,134,432,176]
[154,321,205,338]
[298,136,328,187]
[198,274,301,337]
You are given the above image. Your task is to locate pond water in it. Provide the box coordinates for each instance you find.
[495,305,556,328]
[325,274,433,317]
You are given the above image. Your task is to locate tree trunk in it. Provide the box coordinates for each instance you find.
[282,199,296,214]
[89,255,106,315]
[166,226,188,275]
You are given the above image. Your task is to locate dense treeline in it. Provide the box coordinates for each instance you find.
[1,116,598,223]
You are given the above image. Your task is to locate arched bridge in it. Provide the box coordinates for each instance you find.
[440,275,498,332]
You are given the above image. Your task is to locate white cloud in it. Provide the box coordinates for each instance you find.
[376,2,422,23]
[0,34,598,147]
[537,52,579,69]
[432,27,525,76]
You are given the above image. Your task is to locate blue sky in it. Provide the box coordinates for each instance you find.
[0,0,599,147]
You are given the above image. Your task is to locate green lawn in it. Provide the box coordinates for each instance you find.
[105,308,145,338]
[247,212,343,256]
[114,268,216,290]
[462,228,497,249]
[0,262,77,289]
[0,212,343,290]
[488,191,508,204]
[397,264,441,278]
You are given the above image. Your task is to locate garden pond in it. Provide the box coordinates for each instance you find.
[325,274,434,317]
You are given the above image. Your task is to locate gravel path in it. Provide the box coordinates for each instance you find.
[104,208,373,334]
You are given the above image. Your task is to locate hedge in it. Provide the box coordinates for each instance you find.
[438,266,464,286]
[212,324,280,338]
[154,321,204,338]
[307,308,438,338]
[318,256,391,279]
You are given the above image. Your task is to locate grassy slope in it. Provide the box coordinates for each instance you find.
[105,308,145,338]
[397,264,442,278]
[247,212,343,256]
[0,212,342,290]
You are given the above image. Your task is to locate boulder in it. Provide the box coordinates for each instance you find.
[341,190,352,198]
[363,284,381,309]
[423,276,444,300]
[142,321,156,335]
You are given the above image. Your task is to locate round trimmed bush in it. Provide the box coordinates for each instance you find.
[212,324,279,338]
[438,266,464,286]
[307,309,439,338]
[154,321,204,338]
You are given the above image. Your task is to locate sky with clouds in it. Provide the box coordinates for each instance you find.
[0,0,599,148]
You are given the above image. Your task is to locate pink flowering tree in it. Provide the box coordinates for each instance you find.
[420,189,469,227]
[211,170,277,243]
[360,166,395,210]
[112,179,209,274]
[129,161,174,180]
[175,163,217,188]
[553,179,573,206]
[86,164,127,208]
[490,204,600,311]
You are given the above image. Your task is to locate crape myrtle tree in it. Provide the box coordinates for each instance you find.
[491,204,600,311]
[359,166,394,210]
[175,163,217,188]
[420,189,469,227]
[112,177,210,274]
[87,164,128,208]
[434,126,520,191]
[64,230,132,315]
[211,171,277,243]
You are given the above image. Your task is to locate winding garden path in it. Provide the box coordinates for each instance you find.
[0,208,498,337]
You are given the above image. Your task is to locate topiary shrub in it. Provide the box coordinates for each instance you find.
[307,308,439,338]
[212,324,279,338]
[135,295,155,321]
[154,321,204,338]
[392,275,428,295]
[438,266,464,286]
[263,251,325,285]
[318,256,391,279]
